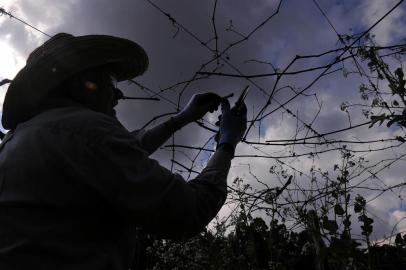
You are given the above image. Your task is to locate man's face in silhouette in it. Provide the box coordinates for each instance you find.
[79,69,119,117]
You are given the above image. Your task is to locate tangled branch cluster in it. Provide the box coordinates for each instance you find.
[136,0,406,254]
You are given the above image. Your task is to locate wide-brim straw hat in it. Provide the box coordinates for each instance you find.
[2,33,149,130]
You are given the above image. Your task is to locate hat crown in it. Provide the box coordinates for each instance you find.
[27,33,73,64]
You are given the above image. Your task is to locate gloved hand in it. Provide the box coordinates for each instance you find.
[217,99,247,148]
[173,93,221,127]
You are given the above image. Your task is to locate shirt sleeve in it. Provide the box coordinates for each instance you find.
[82,123,230,239]
[130,117,180,155]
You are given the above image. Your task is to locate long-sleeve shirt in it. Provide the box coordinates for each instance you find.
[0,105,232,270]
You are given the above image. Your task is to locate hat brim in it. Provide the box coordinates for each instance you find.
[2,34,149,130]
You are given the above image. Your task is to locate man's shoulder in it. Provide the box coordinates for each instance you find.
[18,106,128,140]
[57,106,122,129]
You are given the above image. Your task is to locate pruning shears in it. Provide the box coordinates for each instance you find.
[220,85,249,110]
[231,85,249,115]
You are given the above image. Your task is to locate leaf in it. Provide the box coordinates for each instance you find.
[395,233,405,246]
[322,216,338,234]
[340,102,348,112]
[354,203,362,213]
[369,114,386,128]
[372,98,379,106]
[395,68,405,94]
[365,217,374,225]
[396,136,406,142]
[395,67,404,80]
[354,195,365,213]
[334,204,345,216]
[386,115,402,127]
[343,216,351,228]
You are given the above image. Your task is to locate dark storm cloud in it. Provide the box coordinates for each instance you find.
[0,15,37,57]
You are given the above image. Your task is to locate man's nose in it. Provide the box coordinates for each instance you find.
[114,88,124,100]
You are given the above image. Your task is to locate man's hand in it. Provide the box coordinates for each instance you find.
[217,99,247,148]
[173,93,221,127]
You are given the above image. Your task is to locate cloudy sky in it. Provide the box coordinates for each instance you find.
[0,0,405,243]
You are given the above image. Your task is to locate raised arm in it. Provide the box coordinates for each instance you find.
[86,99,247,238]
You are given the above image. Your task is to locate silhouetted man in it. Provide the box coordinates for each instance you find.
[0,33,246,269]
